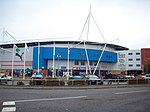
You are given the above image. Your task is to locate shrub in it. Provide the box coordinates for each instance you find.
[17,81,24,86]
[45,80,65,86]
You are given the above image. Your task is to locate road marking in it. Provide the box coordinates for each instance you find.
[14,96,87,103]
[115,90,149,95]
[1,107,16,112]
[1,101,16,112]
[3,101,15,106]
[1,96,86,111]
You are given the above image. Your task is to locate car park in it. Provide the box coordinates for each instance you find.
[85,75,103,85]
[30,73,45,85]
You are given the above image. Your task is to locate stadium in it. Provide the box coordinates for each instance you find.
[0,39,128,78]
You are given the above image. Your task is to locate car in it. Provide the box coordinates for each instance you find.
[143,74,150,79]
[29,73,45,85]
[136,74,145,79]
[103,74,117,79]
[125,74,135,79]
[0,73,12,84]
[111,74,118,79]
[85,75,103,85]
[116,74,126,79]
[69,75,82,80]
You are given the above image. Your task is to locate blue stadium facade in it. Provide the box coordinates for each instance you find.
[33,47,117,69]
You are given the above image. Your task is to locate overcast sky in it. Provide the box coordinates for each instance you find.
[0,0,150,50]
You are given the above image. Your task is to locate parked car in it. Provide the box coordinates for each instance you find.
[125,74,135,79]
[0,73,12,84]
[143,74,150,79]
[69,75,82,80]
[103,74,117,79]
[85,75,103,85]
[29,73,45,85]
[136,74,145,79]
[116,74,126,79]
[111,74,118,79]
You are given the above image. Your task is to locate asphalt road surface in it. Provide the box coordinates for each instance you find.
[0,86,150,112]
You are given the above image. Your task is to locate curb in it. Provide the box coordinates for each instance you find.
[0,84,150,90]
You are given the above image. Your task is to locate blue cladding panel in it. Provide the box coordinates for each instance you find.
[33,47,38,68]
[55,48,68,59]
[33,47,47,69]
[43,47,53,59]
[33,47,117,69]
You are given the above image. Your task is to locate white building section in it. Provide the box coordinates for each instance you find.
[115,50,142,74]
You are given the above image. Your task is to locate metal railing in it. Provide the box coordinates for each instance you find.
[0,78,150,86]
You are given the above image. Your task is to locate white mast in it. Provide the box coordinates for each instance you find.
[78,5,107,75]
[11,45,15,79]
[52,42,55,78]
[86,5,91,41]
[84,41,91,74]
[67,42,70,78]
[23,43,28,79]
[38,42,40,73]
[85,6,92,74]
[93,43,107,75]
[78,6,92,75]
[23,44,26,79]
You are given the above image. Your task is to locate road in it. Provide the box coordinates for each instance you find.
[0,86,150,112]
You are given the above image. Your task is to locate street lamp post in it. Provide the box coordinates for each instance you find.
[57,54,61,77]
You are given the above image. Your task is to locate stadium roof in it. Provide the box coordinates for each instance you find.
[0,38,129,51]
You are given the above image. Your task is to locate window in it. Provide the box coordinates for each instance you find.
[82,53,85,56]
[129,64,133,67]
[128,53,133,55]
[94,62,97,66]
[128,59,133,61]
[89,61,93,66]
[136,64,141,67]
[145,58,148,61]
[64,52,67,56]
[78,53,81,56]
[94,54,98,57]
[106,55,112,58]
[136,58,140,61]
[74,61,79,65]
[59,52,62,55]
[144,52,148,55]
[136,53,140,55]
[80,61,85,65]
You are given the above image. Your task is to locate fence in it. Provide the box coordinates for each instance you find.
[0,78,150,86]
